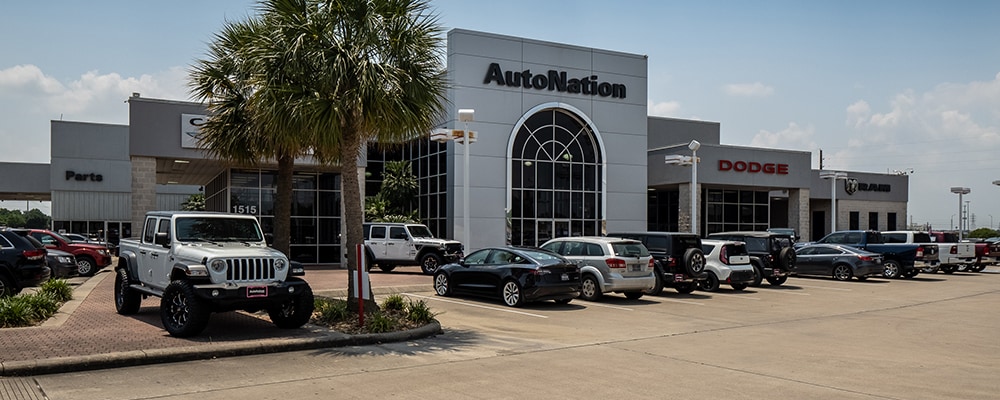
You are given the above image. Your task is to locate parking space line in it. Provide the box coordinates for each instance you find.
[404,293,548,318]
[577,301,634,311]
[762,289,811,296]
[655,298,705,305]
[793,284,853,292]
[709,292,760,300]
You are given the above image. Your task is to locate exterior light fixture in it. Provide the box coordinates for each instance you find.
[950,187,971,240]
[664,140,701,235]
[820,171,848,233]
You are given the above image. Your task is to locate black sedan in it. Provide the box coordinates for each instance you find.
[433,246,581,307]
[794,244,884,281]
[46,249,79,279]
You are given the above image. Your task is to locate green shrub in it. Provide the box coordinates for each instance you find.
[406,299,436,324]
[40,279,73,303]
[23,293,60,319]
[314,297,350,323]
[381,294,406,311]
[0,296,36,328]
[365,311,396,333]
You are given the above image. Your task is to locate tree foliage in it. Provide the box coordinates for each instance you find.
[181,194,206,211]
[366,160,418,222]
[0,209,50,229]
[968,228,998,239]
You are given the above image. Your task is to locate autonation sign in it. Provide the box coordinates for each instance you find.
[483,62,627,99]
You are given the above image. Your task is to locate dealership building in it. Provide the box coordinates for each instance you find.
[0,29,909,264]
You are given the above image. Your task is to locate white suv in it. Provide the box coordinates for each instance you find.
[541,237,655,301]
[698,239,755,292]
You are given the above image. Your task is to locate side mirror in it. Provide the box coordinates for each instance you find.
[154,232,170,247]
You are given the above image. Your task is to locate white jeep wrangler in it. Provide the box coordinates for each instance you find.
[363,222,464,275]
[115,211,313,337]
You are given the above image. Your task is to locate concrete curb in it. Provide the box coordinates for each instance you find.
[1,321,442,377]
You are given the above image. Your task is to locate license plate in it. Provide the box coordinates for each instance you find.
[247,286,268,298]
[561,273,569,281]
[630,265,641,272]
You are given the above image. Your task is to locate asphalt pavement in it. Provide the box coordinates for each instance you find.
[0,261,439,377]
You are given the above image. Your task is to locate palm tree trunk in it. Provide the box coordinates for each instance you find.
[274,153,293,256]
[342,127,379,313]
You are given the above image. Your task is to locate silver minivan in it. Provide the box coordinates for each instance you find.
[541,237,655,301]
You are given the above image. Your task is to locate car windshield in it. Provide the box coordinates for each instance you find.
[407,225,434,238]
[519,248,566,263]
[175,217,263,242]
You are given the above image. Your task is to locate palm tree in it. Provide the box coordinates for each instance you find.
[190,0,447,308]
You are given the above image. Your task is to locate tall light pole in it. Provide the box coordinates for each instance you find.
[950,187,970,240]
[820,171,848,233]
[432,109,476,250]
[664,140,701,235]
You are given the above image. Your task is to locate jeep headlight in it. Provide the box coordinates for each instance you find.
[210,259,227,273]
[275,259,287,271]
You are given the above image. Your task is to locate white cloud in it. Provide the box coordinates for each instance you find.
[724,82,774,97]
[648,100,681,117]
[0,64,192,163]
[750,122,817,151]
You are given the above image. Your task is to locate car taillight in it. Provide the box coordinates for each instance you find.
[720,245,729,264]
[23,249,45,260]
[648,259,655,269]
[667,256,677,267]
[916,246,924,258]
[606,258,627,269]
[950,246,957,254]
[858,255,873,261]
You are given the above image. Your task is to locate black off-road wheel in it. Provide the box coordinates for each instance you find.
[420,253,442,275]
[683,248,706,276]
[778,247,796,271]
[77,256,98,277]
[644,265,665,296]
[731,282,748,291]
[624,291,644,300]
[378,265,396,272]
[698,271,720,292]
[160,280,210,338]
[114,267,141,315]
[267,280,315,329]
[749,260,765,287]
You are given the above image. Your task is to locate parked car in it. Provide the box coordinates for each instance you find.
[606,231,707,295]
[28,229,113,277]
[0,228,51,297]
[433,246,581,307]
[794,244,884,281]
[810,230,938,279]
[541,236,655,301]
[706,231,797,286]
[698,239,755,291]
[21,235,79,279]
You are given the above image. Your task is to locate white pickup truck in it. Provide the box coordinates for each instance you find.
[116,211,314,337]
[882,230,975,273]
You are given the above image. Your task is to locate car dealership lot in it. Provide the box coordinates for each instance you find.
[24,268,1000,399]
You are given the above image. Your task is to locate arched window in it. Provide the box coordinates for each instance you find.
[509,107,603,246]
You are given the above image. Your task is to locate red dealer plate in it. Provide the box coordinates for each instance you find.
[247,286,268,298]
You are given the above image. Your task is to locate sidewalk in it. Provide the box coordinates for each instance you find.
[0,264,438,377]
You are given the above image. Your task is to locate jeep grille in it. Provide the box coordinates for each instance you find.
[224,258,277,282]
[445,243,463,253]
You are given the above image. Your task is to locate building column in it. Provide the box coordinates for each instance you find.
[130,156,157,235]
[678,183,698,234]
[788,188,810,240]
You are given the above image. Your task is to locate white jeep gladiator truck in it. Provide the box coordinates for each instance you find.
[116,211,314,337]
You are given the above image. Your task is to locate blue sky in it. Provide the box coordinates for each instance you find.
[1,1,998,230]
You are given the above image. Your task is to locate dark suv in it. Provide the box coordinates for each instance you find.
[0,228,52,297]
[607,232,706,295]
[706,231,796,286]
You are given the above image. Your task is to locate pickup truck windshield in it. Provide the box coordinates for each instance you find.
[175,217,263,242]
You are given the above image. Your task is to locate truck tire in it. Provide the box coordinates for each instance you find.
[683,248,706,276]
[778,247,796,271]
[882,260,902,279]
[749,259,764,287]
[644,265,665,296]
[160,280,211,337]
[765,276,788,286]
[698,271,720,292]
[114,267,142,315]
[77,256,98,277]
[267,279,315,329]
[420,253,442,275]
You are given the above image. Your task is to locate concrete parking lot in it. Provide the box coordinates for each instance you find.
[14,267,1000,399]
